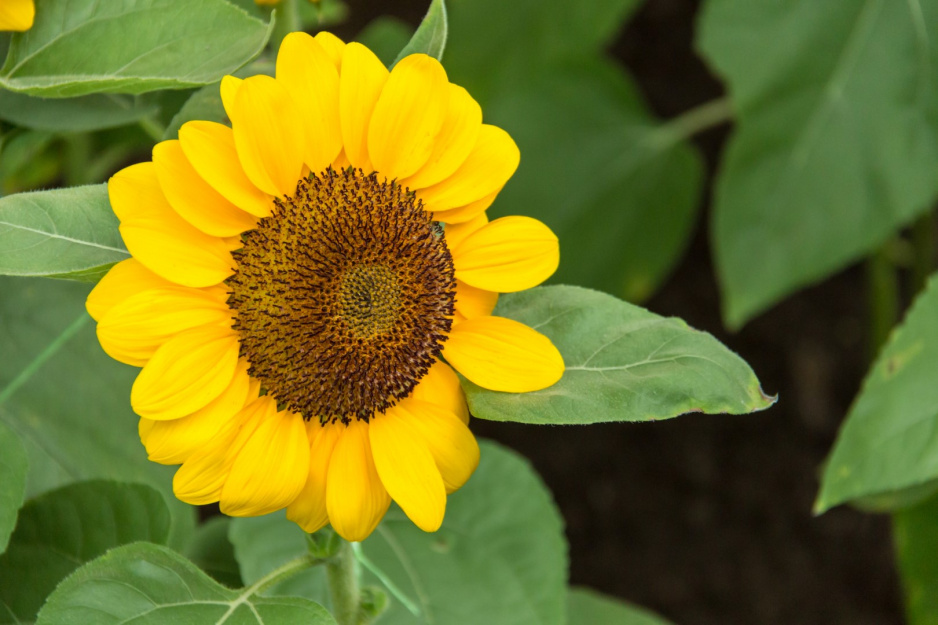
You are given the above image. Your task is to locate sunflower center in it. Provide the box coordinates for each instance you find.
[226,168,456,424]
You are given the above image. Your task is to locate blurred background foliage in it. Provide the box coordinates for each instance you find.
[5,0,938,623]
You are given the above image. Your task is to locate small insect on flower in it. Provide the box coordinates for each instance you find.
[87,32,563,542]
[0,0,35,31]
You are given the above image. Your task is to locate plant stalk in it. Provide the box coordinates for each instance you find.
[327,539,362,625]
[911,210,935,296]
[866,242,900,359]
[651,96,734,149]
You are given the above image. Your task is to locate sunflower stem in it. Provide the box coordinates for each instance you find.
[650,96,734,149]
[911,209,936,297]
[271,0,301,51]
[326,539,362,625]
[866,241,900,360]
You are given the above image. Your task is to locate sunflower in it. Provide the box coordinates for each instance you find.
[87,32,563,542]
[0,0,34,31]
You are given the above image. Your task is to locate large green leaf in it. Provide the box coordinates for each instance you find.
[699,0,938,328]
[568,588,672,625]
[0,91,158,132]
[35,543,334,625]
[231,440,567,625]
[895,494,938,625]
[0,0,272,97]
[0,480,170,624]
[0,277,194,546]
[0,185,128,282]
[465,286,773,425]
[0,421,27,556]
[817,274,938,512]
[484,60,703,301]
[393,0,447,65]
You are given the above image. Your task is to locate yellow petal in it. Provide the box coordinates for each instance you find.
[153,140,257,237]
[179,121,274,217]
[220,400,310,517]
[143,360,254,465]
[0,0,34,31]
[401,84,482,190]
[339,42,389,172]
[131,325,240,420]
[410,360,469,424]
[110,163,234,288]
[233,75,306,197]
[287,421,343,533]
[315,32,346,69]
[326,420,390,542]
[333,149,352,170]
[417,125,519,211]
[399,397,479,493]
[454,279,498,321]
[86,259,173,322]
[173,397,266,505]
[369,404,446,532]
[442,212,487,250]
[452,216,559,293]
[367,54,448,180]
[276,33,343,174]
[433,186,501,224]
[443,316,564,393]
[220,75,243,124]
[97,286,231,366]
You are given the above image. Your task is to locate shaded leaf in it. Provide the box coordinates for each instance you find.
[186,518,243,589]
[465,285,773,425]
[0,0,272,97]
[163,84,226,140]
[0,185,128,281]
[818,274,938,512]
[0,422,26,555]
[0,480,170,624]
[568,587,673,625]
[231,441,567,625]
[35,543,334,625]
[0,277,195,547]
[356,17,414,68]
[0,91,159,132]
[699,0,938,327]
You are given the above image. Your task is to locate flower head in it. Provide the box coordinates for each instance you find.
[88,32,563,541]
[0,0,34,31]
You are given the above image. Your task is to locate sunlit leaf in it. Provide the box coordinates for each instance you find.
[465,285,774,425]
[0,0,272,97]
[393,0,447,65]
[0,185,128,282]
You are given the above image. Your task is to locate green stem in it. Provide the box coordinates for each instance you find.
[651,96,734,149]
[326,540,361,625]
[271,0,301,50]
[137,116,165,143]
[249,553,325,596]
[866,242,900,359]
[911,210,935,296]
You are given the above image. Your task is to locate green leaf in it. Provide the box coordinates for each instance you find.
[485,60,703,301]
[0,185,128,281]
[393,0,447,65]
[163,84,226,140]
[568,587,672,625]
[0,480,170,624]
[0,0,273,98]
[356,17,414,68]
[35,543,335,625]
[698,0,938,328]
[0,421,27,556]
[895,494,938,625]
[0,91,159,132]
[0,277,195,547]
[231,440,567,624]
[817,274,938,512]
[465,285,773,425]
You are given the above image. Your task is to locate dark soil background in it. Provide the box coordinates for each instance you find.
[340,1,905,623]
